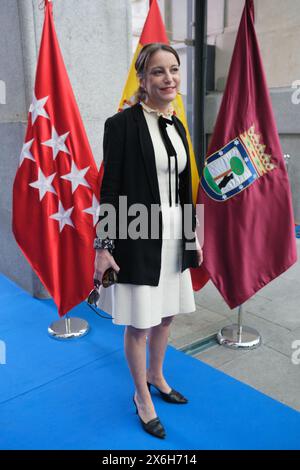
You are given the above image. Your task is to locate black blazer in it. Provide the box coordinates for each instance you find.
[97,102,198,285]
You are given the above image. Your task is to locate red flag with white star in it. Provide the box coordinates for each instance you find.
[12,0,99,316]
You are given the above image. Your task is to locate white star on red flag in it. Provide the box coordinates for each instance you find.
[29,93,50,124]
[83,194,100,226]
[49,201,75,232]
[19,138,35,167]
[42,126,70,160]
[61,161,91,193]
[29,168,57,201]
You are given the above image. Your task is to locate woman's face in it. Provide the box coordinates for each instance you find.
[141,50,180,107]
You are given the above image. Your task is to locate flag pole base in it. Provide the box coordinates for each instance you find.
[217,324,261,349]
[48,317,89,340]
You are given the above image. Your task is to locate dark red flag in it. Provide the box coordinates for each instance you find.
[196,0,297,307]
[12,0,99,316]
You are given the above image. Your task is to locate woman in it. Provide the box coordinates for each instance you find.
[94,43,203,439]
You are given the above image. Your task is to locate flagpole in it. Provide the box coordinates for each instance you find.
[45,0,90,339]
[48,314,90,340]
[217,305,261,349]
[194,0,207,175]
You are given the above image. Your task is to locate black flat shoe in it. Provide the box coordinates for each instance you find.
[133,395,166,439]
[147,381,188,404]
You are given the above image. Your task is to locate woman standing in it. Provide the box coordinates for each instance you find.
[94,43,202,439]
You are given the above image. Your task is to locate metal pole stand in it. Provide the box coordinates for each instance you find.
[48,314,89,340]
[217,305,261,349]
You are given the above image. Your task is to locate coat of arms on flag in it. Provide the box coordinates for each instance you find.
[202,124,276,201]
[195,0,297,308]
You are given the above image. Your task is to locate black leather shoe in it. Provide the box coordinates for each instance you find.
[147,381,188,404]
[133,395,166,439]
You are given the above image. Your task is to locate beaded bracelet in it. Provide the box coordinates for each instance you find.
[93,237,115,254]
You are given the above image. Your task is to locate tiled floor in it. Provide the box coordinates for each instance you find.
[170,239,300,411]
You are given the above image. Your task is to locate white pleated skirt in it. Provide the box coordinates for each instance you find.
[96,203,196,329]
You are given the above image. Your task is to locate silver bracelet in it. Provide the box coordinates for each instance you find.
[93,237,115,254]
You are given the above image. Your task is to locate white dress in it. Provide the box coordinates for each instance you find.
[97,102,196,329]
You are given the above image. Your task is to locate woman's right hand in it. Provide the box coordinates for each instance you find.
[94,249,120,285]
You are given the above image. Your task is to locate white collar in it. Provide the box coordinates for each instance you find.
[140,100,174,119]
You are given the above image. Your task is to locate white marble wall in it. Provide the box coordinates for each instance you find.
[207,0,300,90]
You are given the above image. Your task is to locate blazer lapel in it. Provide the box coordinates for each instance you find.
[132,103,161,206]
[172,114,192,204]
[172,115,190,166]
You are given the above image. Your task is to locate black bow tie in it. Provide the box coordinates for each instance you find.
[158,115,179,207]
[159,115,174,126]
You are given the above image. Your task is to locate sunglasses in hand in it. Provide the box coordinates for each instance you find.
[87,268,118,306]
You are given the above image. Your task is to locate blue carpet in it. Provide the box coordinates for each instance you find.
[0,273,299,450]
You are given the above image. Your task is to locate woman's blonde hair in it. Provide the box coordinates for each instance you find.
[134,43,180,102]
